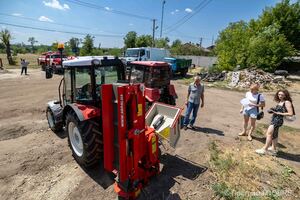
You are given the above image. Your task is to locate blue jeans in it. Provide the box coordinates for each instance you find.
[184,102,200,126]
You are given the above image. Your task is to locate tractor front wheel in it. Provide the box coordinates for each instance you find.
[46,107,63,132]
[66,111,102,167]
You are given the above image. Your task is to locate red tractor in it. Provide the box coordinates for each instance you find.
[46,56,181,199]
[127,61,177,107]
[38,51,67,73]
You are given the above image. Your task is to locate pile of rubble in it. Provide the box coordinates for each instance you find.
[199,69,292,90]
[227,69,291,89]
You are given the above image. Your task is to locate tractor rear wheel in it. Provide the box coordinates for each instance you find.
[46,107,63,132]
[66,111,102,167]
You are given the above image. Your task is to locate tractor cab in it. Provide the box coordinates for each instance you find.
[46,56,126,107]
[127,61,177,106]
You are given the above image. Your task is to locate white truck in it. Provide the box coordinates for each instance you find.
[124,47,170,62]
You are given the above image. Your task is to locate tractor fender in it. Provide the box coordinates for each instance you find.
[47,100,63,124]
[144,88,160,103]
[63,103,101,122]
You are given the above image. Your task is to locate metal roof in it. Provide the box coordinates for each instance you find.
[130,61,169,67]
[63,56,116,67]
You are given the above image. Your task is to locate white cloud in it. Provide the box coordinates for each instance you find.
[105,6,111,11]
[185,8,192,13]
[12,13,22,16]
[129,23,134,26]
[43,0,70,11]
[171,9,180,15]
[38,16,54,22]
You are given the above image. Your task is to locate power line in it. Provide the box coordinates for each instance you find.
[164,0,213,34]
[64,0,153,21]
[0,22,124,38]
[0,13,125,35]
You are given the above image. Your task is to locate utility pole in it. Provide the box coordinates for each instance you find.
[152,19,156,47]
[160,0,166,38]
[199,37,203,48]
[211,35,214,46]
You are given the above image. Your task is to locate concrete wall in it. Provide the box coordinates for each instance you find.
[177,56,217,67]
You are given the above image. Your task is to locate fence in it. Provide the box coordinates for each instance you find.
[177,56,217,68]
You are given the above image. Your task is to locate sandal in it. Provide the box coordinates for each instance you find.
[247,135,253,141]
[238,132,247,136]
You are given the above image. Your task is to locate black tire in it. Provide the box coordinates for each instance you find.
[66,111,103,168]
[46,107,63,132]
[180,68,188,77]
[169,96,176,105]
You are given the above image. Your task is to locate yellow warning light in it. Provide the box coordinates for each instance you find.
[57,43,64,50]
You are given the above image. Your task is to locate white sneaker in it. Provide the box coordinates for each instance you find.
[267,147,278,156]
[255,148,266,155]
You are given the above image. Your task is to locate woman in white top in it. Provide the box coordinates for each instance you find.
[239,83,265,141]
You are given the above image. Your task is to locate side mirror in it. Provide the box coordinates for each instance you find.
[46,67,53,79]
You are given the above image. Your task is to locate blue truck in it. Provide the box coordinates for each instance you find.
[164,57,192,77]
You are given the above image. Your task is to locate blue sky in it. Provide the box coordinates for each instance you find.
[0,0,287,48]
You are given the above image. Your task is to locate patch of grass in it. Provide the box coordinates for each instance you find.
[281,165,294,178]
[256,123,300,136]
[0,53,40,69]
[212,182,235,200]
[209,142,236,175]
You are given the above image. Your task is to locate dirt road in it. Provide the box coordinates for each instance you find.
[0,69,299,200]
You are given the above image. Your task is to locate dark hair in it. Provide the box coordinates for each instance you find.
[274,89,293,103]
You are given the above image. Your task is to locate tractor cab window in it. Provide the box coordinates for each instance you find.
[130,65,144,83]
[74,68,92,101]
[64,69,72,104]
[95,66,119,85]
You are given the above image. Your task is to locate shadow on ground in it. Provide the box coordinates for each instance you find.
[80,164,115,190]
[277,151,300,163]
[191,126,224,136]
[140,153,207,200]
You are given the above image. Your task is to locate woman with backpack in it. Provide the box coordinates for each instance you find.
[255,89,295,155]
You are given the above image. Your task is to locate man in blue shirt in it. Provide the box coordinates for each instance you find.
[183,76,205,130]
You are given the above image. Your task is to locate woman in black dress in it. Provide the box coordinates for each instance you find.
[255,89,294,155]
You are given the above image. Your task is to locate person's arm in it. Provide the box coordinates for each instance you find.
[186,86,191,105]
[273,101,293,116]
[240,105,244,113]
[200,87,204,107]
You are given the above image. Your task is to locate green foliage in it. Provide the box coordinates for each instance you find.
[155,37,170,48]
[91,48,103,56]
[0,29,15,65]
[212,182,235,200]
[170,41,207,56]
[248,24,295,71]
[215,0,298,72]
[80,34,94,56]
[107,48,122,56]
[135,34,152,47]
[28,37,38,53]
[124,31,137,48]
[258,0,300,50]
[215,21,251,70]
[68,37,81,56]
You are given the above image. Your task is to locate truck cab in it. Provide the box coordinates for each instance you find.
[124,47,170,62]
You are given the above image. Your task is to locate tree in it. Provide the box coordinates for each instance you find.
[28,37,38,53]
[248,24,295,71]
[215,21,252,71]
[0,29,14,65]
[124,31,137,48]
[257,0,300,50]
[136,35,152,47]
[68,37,81,56]
[155,37,170,48]
[80,34,94,56]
